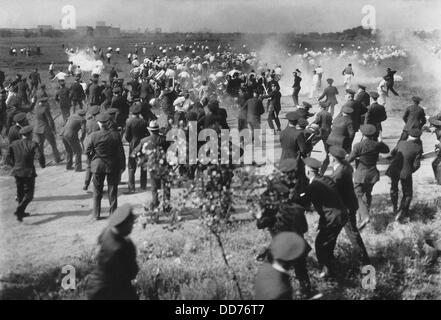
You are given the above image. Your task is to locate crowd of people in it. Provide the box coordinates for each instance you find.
[2,39,441,300]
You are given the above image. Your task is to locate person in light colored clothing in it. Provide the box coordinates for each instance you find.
[309,70,320,99]
[342,63,354,90]
[315,65,324,89]
[173,91,193,124]
[377,78,388,106]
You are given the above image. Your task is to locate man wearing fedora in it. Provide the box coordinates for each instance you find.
[34,95,62,165]
[291,70,302,106]
[86,74,103,107]
[86,204,138,300]
[364,91,387,141]
[55,79,72,123]
[398,96,426,142]
[328,145,370,265]
[7,112,28,144]
[60,109,87,171]
[6,125,45,222]
[125,103,149,193]
[86,112,126,220]
[318,78,339,117]
[347,124,390,229]
[386,128,423,222]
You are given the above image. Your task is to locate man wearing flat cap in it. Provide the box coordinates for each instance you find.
[85,112,126,220]
[255,232,315,300]
[328,146,370,265]
[124,103,149,193]
[55,79,72,123]
[347,124,389,229]
[355,84,370,110]
[385,128,423,222]
[301,157,348,278]
[86,203,139,300]
[6,125,45,222]
[342,88,367,135]
[326,103,355,157]
[364,91,387,141]
[70,77,86,112]
[398,96,426,142]
[318,78,339,117]
[60,109,87,171]
[34,95,62,165]
[7,112,28,144]
[83,106,101,190]
[110,87,130,136]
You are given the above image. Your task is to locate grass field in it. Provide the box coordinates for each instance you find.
[1,35,441,300]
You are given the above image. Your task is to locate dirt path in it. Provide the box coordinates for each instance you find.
[1,94,440,276]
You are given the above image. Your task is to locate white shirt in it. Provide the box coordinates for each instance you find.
[173,97,193,113]
[53,72,68,81]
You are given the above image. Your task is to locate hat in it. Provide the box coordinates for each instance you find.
[429,116,441,127]
[130,103,142,114]
[77,109,87,116]
[113,87,122,94]
[341,105,354,114]
[92,73,99,79]
[89,105,101,116]
[108,203,135,228]
[13,112,26,123]
[412,96,422,103]
[270,232,306,262]
[303,157,321,170]
[278,159,298,173]
[345,89,355,95]
[96,113,110,122]
[148,120,159,131]
[298,118,308,128]
[360,124,377,136]
[295,68,301,73]
[369,91,379,99]
[358,84,366,90]
[107,108,118,115]
[329,145,347,160]
[302,101,312,109]
[286,111,301,122]
[408,128,422,138]
[326,78,334,84]
[19,125,33,135]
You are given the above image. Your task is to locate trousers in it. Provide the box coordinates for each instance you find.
[344,209,370,265]
[62,136,82,170]
[14,176,35,217]
[36,130,61,164]
[92,172,119,218]
[390,176,413,214]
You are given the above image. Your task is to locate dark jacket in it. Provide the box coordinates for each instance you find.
[86,129,126,173]
[61,114,86,141]
[55,87,71,109]
[70,82,85,101]
[313,110,333,138]
[87,228,138,300]
[245,97,264,124]
[329,162,359,211]
[343,100,367,132]
[355,90,371,109]
[364,102,387,132]
[403,104,426,131]
[124,116,148,152]
[280,126,307,161]
[7,137,45,177]
[254,262,292,300]
[318,85,338,105]
[34,102,56,134]
[347,138,389,184]
[327,114,354,152]
[386,139,423,180]
[87,83,103,106]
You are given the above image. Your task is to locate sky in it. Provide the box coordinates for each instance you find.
[0,0,440,33]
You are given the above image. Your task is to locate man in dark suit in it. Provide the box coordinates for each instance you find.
[342,89,367,134]
[364,92,387,141]
[291,70,302,106]
[28,68,41,92]
[124,103,148,193]
[70,76,86,112]
[55,79,71,123]
[86,75,103,106]
[385,128,423,221]
[34,96,62,165]
[263,83,282,132]
[328,146,370,265]
[398,96,426,142]
[327,105,355,154]
[301,157,348,278]
[140,78,155,102]
[6,125,45,222]
[245,90,265,133]
[86,204,138,300]
[384,68,399,96]
[312,102,333,173]
[60,109,86,171]
[83,106,101,190]
[86,113,126,220]
[355,84,371,109]
[347,124,390,229]
[294,101,314,121]
[255,232,310,300]
[110,87,130,133]
[318,78,339,117]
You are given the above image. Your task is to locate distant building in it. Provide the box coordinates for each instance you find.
[95,26,110,37]
[96,21,106,27]
[109,27,120,37]
[77,26,94,37]
[154,28,162,33]
[37,25,54,31]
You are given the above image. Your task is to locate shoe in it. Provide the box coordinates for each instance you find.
[395,210,403,222]
[75,168,84,172]
[17,215,23,222]
[22,212,31,217]
[82,185,88,191]
[66,166,74,170]
[55,158,64,164]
